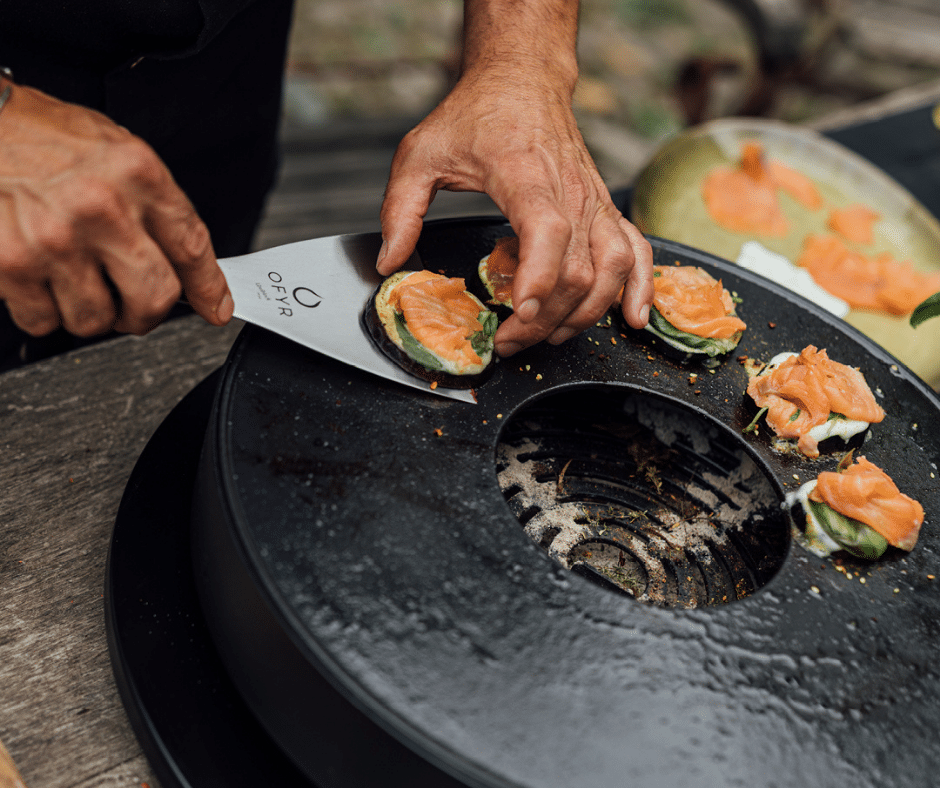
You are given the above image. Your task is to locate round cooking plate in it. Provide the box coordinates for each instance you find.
[192,218,940,788]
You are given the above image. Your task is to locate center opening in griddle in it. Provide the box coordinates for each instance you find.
[496,386,789,609]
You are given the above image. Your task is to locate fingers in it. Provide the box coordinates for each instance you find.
[494,207,652,357]
[0,89,232,339]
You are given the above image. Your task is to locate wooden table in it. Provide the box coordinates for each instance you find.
[3,77,940,788]
[0,317,243,788]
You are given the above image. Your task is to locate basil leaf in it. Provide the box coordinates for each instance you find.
[788,409,801,423]
[808,500,888,560]
[470,309,498,355]
[394,312,444,371]
[910,291,940,328]
[645,306,741,357]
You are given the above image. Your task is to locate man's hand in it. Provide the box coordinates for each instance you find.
[378,0,654,357]
[0,83,233,338]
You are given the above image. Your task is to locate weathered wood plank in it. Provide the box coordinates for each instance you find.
[0,317,243,788]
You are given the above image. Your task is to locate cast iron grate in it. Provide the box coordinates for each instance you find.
[496,387,789,608]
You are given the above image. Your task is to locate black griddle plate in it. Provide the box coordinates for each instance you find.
[190,218,940,788]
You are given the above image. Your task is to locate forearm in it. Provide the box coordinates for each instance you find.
[460,0,580,97]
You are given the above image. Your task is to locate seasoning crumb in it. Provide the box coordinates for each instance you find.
[496,413,503,419]
[610,337,617,346]
[810,585,820,594]
[535,373,543,381]
[429,381,438,390]
[768,321,777,329]
[928,574,936,580]
[647,354,655,361]
[652,371,659,378]
[894,588,900,594]
[859,577,866,584]
[433,428,443,437]
[482,419,488,425]
[525,365,531,371]
[694,390,701,395]
[792,474,800,481]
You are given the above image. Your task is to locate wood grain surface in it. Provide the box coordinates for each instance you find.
[0,317,242,788]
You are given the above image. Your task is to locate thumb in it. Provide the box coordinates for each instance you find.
[377,168,437,276]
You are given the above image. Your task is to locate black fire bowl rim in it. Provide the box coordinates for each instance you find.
[205,216,940,788]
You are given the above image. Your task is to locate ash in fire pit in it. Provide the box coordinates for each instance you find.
[496,386,788,608]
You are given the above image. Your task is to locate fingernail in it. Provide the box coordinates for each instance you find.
[639,303,650,326]
[548,327,576,345]
[496,341,523,357]
[376,239,388,268]
[218,292,234,323]
[516,298,540,323]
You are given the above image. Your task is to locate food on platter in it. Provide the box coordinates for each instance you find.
[701,141,822,237]
[645,264,746,358]
[797,233,940,316]
[787,453,924,559]
[744,346,885,458]
[363,270,498,388]
[826,203,880,246]
[478,236,519,308]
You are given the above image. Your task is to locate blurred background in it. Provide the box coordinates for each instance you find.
[256,0,940,247]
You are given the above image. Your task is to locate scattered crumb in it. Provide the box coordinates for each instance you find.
[535,373,543,381]
[429,381,438,390]
[434,428,443,437]
[610,337,617,345]
[768,321,777,329]
[811,585,821,594]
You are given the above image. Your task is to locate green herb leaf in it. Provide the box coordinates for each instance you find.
[910,291,940,328]
[744,406,768,434]
[470,309,498,355]
[808,500,888,560]
[645,306,742,357]
[788,409,801,423]
[394,312,443,371]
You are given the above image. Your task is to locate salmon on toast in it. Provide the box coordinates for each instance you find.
[745,346,885,458]
[363,270,498,388]
[478,236,519,308]
[787,454,924,558]
[645,264,746,358]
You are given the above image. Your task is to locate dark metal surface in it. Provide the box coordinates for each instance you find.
[104,373,312,788]
[191,217,940,788]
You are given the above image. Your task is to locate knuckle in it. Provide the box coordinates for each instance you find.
[172,219,213,267]
[32,218,77,258]
[13,309,59,337]
[116,136,166,186]
[72,179,123,224]
[69,309,114,338]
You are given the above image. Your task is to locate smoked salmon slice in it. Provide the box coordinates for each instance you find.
[827,203,880,246]
[797,233,940,316]
[478,236,520,307]
[390,273,487,369]
[810,455,924,551]
[701,141,822,237]
[366,269,498,386]
[652,265,746,339]
[746,345,885,458]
